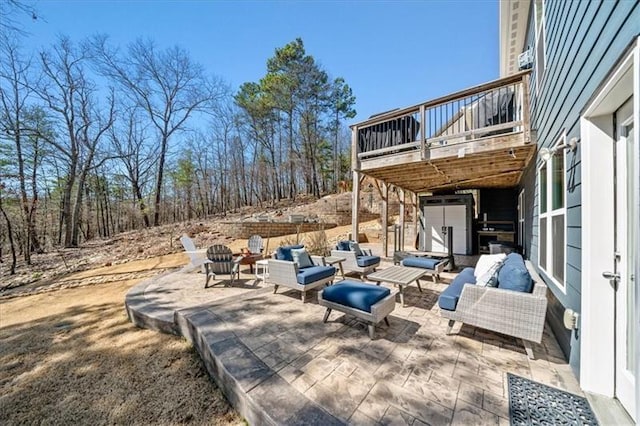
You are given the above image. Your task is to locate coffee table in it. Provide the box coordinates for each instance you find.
[366,266,427,307]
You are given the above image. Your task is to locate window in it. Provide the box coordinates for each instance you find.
[538,134,566,288]
[534,0,546,93]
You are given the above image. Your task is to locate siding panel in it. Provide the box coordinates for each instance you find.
[522,0,640,375]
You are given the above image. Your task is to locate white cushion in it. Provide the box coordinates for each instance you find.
[291,248,313,268]
[476,261,503,287]
[473,254,506,279]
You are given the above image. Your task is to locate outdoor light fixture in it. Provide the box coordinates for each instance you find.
[539,137,579,162]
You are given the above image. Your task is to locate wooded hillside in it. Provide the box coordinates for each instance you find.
[0,4,356,275]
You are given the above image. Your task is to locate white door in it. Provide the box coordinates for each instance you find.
[424,206,445,252]
[445,205,467,254]
[611,99,637,420]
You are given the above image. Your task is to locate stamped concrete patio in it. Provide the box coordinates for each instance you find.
[125,254,582,425]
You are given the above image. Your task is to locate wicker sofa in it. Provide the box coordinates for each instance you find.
[438,253,547,359]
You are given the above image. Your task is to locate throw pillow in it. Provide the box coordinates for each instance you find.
[291,248,313,268]
[349,241,363,256]
[475,261,503,287]
[337,240,351,251]
[473,253,506,278]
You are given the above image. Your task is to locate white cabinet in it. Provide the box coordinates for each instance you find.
[421,196,472,255]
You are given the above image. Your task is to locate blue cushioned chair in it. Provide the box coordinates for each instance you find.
[330,240,380,279]
[268,245,336,302]
[318,280,396,339]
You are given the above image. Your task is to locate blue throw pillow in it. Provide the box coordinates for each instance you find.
[497,263,533,293]
[276,244,304,261]
[291,248,313,268]
[336,240,351,251]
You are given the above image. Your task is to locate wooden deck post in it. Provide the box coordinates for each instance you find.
[412,192,418,250]
[351,126,360,242]
[352,170,360,242]
[399,188,405,251]
[381,181,388,257]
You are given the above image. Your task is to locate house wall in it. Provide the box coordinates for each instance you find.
[521,0,640,376]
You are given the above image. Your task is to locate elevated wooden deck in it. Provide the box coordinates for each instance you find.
[351,72,534,193]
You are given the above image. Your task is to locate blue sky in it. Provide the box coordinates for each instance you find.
[16,0,499,123]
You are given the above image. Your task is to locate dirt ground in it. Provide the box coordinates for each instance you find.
[0,220,382,425]
[0,254,244,425]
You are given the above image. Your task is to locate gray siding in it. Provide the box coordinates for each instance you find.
[521,0,640,376]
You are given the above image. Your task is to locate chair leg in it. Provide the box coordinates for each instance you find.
[323,308,332,323]
[384,317,390,326]
[301,291,306,302]
[204,264,211,289]
[367,324,375,339]
[446,319,455,335]
[523,339,534,360]
[273,285,279,294]
[416,279,423,293]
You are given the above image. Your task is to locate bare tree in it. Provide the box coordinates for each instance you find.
[0,35,47,262]
[109,106,157,228]
[35,36,114,247]
[91,36,228,226]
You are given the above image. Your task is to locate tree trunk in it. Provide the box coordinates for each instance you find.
[153,134,168,227]
[0,196,17,275]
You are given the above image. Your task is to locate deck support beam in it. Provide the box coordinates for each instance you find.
[352,170,361,243]
[398,188,405,251]
[381,181,388,257]
[412,192,419,250]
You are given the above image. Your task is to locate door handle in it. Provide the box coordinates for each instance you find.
[602,271,620,280]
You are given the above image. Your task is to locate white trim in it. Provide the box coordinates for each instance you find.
[581,41,638,402]
[534,0,547,95]
[633,38,640,423]
[538,133,567,292]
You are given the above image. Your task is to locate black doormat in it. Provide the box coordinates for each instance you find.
[508,373,598,425]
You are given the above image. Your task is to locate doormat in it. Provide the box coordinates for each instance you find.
[508,373,598,425]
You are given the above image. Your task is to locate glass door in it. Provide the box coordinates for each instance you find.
[614,99,636,421]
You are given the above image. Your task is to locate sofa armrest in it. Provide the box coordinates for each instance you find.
[455,285,548,343]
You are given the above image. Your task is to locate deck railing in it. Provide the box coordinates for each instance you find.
[354,71,531,162]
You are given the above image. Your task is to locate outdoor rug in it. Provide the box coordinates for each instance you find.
[508,373,598,425]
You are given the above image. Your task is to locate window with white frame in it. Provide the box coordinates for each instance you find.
[538,134,565,287]
[534,0,546,92]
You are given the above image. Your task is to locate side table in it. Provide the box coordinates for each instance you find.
[255,259,269,284]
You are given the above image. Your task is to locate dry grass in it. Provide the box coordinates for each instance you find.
[0,275,243,425]
[0,219,383,425]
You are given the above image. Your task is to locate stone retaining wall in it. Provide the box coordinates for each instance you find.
[218,221,338,239]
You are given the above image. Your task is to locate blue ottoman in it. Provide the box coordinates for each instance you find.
[400,256,448,283]
[318,280,396,339]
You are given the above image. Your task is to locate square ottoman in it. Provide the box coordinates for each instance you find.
[318,280,396,339]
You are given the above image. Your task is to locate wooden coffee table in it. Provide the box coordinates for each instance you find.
[366,266,427,307]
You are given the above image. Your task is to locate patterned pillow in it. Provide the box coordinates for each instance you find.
[291,248,313,268]
[476,261,503,287]
[474,253,506,278]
